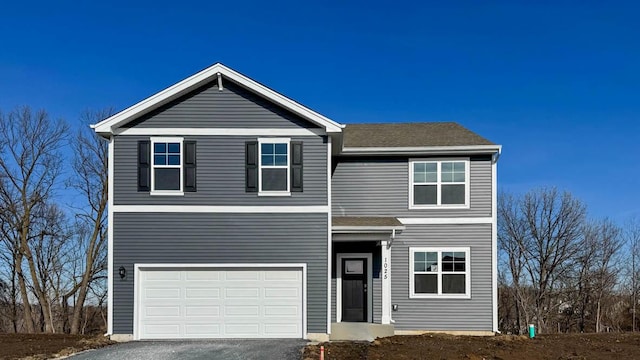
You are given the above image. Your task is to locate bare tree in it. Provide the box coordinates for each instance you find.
[0,106,68,332]
[624,217,640,332]
[63,109,110,334]
[499,188,586,333]
[574,219,622,332]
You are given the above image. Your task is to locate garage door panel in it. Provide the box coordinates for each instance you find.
[264,305,300,317]
[145,288,180,299]
[264,270,300,281]
[185,287,220,299]
[185,305,220,317]
[225,271,260,281]
[185,271,220,281]
[145,306,181,317]
[225,288,259,299]
[138,267,303,339]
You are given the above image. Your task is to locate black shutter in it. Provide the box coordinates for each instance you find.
[184,141,197,192]
[245,141,258,192]
[290,141,303,192]
[138,140,151,191]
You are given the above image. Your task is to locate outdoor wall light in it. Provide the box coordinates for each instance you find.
[392,304,399,311]
[119,266,126,279]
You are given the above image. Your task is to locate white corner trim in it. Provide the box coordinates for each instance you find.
[112,205,330,213]
[91,63,344,134]
[491,153,498,332]
[381,241,392,325]
[326,136,332,335]
[336,253,373,323]
[133,263,308,340]
[398,217,493,225]
[107,137,114,335]
[115,127,326,137]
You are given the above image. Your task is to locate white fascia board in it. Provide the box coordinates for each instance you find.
[398,217,493,225]
[92,63,344,135]
[340,145,502,156]
[332,226,406,233]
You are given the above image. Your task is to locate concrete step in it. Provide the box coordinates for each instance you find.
[330,322,395,341]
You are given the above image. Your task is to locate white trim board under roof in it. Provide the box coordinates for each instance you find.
[91,63,344,136]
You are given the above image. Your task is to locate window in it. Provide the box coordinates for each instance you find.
[410,159,469,208]
[409,247,470,298]
[258,138,290,194]
[151,137,183,194]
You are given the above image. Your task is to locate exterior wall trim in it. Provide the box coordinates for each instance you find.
[115,128,326,136]
[112,205,329,213]
[491,153,498,332]
[398,217,493,225]
[336,253,374,323]
[107,136,114,335]
[133,263,308,340]
[326,136,332,334]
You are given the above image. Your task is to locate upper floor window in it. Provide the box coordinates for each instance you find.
[151,137,183,194]
[259,138,290,194]
[245,139,303,195]
[409,159,469,208]
[409,247,470,299]
[137,137,196,195]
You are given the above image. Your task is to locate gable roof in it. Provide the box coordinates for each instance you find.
[91,63,344,136]
[340,122,501,155]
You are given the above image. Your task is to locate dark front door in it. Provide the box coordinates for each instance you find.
[342,258,367,322]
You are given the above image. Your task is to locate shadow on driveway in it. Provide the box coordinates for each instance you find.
[67,339,307,360]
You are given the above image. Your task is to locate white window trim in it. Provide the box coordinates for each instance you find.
[408,158,470,209]
[150,136,184,196]
[258,137,291,196]
[409,247,471,299]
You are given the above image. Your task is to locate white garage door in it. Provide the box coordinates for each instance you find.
[137,267,303,339]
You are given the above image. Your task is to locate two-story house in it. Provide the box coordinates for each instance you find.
[92,63,501,342]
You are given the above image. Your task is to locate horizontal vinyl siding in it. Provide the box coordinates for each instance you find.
[391,224,493,331]
[113,135,327,206]
[332,157,492,218]
[112,213,328,334]
[123,81,319,129]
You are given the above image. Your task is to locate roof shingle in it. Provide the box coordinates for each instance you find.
[343,122,495,148]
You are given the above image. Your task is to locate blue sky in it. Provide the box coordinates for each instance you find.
[1,1,638,221]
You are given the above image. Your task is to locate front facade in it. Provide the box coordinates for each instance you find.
[93,63,501,341]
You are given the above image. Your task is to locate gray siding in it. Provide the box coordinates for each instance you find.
[332,156,492,218]
[113,135,327,206]
[390,224,493,331]
[123,81,320,129]
[112,213,328,334]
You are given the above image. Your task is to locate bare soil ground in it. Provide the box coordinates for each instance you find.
[0,334,114,360]
[304,333,640,360]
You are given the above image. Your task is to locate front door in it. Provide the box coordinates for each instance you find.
[341,258,367,322]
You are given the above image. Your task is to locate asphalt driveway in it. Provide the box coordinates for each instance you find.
[66,339,307,360]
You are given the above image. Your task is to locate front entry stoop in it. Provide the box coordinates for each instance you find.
[330,322,395,341]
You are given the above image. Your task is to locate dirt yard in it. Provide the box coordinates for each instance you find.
[304,332,640,360]
[0,334,114,360]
